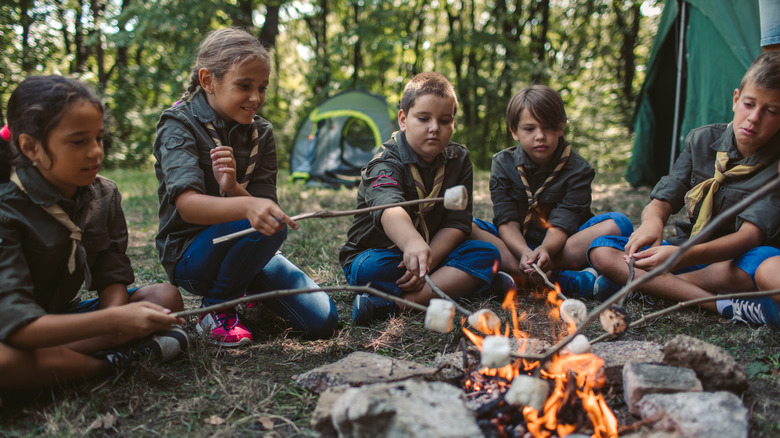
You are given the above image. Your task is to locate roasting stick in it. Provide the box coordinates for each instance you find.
[508,175,780,363]
[531,263,567,300]
[172,285,427,318]
[424,274,473,316]
[212,185,469,245]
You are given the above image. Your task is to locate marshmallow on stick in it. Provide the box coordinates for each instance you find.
[467,309,502,334]
[424,299,456,333]
[481,335,513,369]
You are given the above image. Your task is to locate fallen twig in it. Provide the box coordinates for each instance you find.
[508,175,780,363]
[173,285,427,318]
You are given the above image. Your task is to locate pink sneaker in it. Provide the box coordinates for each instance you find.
[196,308,253,347]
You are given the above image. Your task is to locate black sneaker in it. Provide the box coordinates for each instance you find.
[96,327,190,377]
[351,293,400,326]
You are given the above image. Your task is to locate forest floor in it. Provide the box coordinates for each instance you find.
[1,168,779,438]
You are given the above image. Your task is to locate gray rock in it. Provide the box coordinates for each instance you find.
[330,380,481,438]
[311,386,349,437]
[623,362,702,414]
[295,352,438,393]
[635,391,748,438]
[662,334,749,393]
[590,340,664,385]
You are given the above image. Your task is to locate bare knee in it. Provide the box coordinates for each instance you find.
[756,257,780,291]
[133,283,183,311]
[588,246,624,274]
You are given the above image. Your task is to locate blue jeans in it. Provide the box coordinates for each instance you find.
[587,235,780,285]
[343,240,500,298]
[761,0,780,46]
[175,220,338,339]
[473,211,634,243]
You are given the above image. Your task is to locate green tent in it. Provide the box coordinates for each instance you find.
[626,0,761,186]
[289,90,397,188]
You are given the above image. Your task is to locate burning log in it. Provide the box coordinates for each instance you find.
[213,184,469,244]
[424,298,456,333]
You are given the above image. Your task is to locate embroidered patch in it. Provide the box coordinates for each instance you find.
[372,175,399,188]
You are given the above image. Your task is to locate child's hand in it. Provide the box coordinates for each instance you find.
[522,247,551,274]
[211,146,239,193]
[246,198,298,235]
[110,302,183,342]
[401,240,432,279]
[631,244,678,271]
[625,222,664,257]
[395,261,426,292]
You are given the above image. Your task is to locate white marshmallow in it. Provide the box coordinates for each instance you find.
[504,375,550,411]
[562,334,591,355]
[467,309,502,334]
[443,185,468,210]
[559,299,588,326]
[424,299,455,333]
[481,335,513,369]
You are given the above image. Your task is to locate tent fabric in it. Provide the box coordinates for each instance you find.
[626,0,761,187]
[289,90,397,187]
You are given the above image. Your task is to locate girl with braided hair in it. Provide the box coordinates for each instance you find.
[153,28,337,347]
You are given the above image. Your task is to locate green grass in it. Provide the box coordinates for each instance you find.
[1,165,779,437]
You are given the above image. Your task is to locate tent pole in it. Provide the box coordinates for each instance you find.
[669,0,687,173]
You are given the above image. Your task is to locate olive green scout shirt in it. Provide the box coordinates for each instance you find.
[652,123,780,246]
[489,139,595,248]
[0,167,134,341]
[153,90,279,282]
[339,131,474,267]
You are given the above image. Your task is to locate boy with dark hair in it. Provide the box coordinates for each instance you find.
[340,72,502,325]
[588,51,780,326]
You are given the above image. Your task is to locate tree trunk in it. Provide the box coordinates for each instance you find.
[259,3,281,48]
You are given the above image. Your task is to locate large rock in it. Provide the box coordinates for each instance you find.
[635,391,748,438]
[590,340,664,385]
[295,352,438,393]
[329,380,482,438]
[622,362,702,414]
[662,335,749,393]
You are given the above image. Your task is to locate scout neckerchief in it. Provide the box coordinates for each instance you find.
[516,142,571,234]
[408,163,446,243]
[10,167,91,285]
[684,150,763,237]
[203,121,260,194]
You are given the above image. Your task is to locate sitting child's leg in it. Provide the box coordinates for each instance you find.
[554,213,633,299]
[130,283,183,312]
[471,219,522,276]
[249,254,338,339]
[0,343,108,389]
[755,255,780,304]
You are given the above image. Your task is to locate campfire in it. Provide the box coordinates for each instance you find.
[460,285,619,438]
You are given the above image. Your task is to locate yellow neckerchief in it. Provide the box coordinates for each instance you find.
[684,150,763,237]
[516,142,571,234]
[202,121,260,193]
[10,167,84,276]
[408,162,446,243]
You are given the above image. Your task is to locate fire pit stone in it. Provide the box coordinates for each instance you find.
[661,334,749,393]
[622,362,703,415]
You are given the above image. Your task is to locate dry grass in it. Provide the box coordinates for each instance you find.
[1,168,779,437]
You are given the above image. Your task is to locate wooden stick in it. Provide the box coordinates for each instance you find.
[531,263,567,300]
[508,175,780,362]
[212,197,448,245]
[424,274,473,316]
[173,285,427,318]
[590,288,780,343]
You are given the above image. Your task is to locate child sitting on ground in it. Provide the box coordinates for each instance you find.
[340,72,502,325]
[0,76,187,392]
[471,85,633,299]
[153,28,338,347]
[588,51,780,327]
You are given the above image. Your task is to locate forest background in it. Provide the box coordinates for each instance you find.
[1,0,660,177]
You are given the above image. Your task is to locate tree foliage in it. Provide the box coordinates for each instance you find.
[0,0,659,171]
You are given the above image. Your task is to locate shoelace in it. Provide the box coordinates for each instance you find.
[732,300,767,324]
[214,311,240,330]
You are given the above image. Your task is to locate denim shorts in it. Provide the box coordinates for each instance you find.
[587,235,780,283]
[78,287,139,313]
[344,240,500,297]
[473,211,634,244]
[761,0,780,46]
